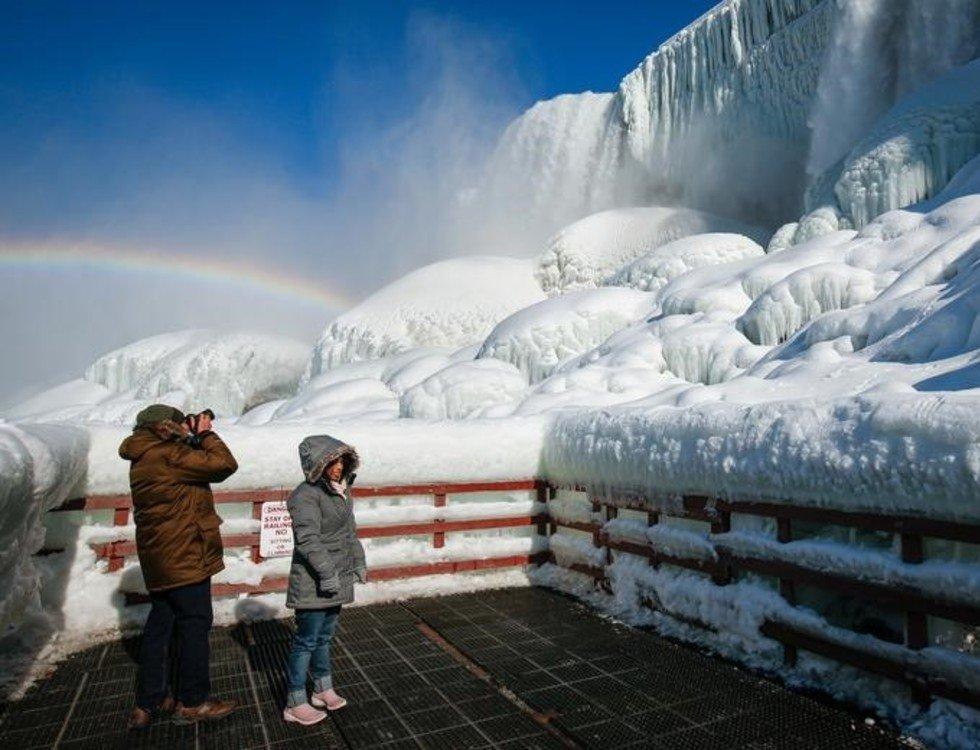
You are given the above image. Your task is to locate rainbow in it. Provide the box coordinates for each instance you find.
[0,241,355,311]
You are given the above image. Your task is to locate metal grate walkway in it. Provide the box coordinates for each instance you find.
[0,587,906,749]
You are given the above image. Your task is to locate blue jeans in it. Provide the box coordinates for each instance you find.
[286,606,341,707]
[136,577,213,710]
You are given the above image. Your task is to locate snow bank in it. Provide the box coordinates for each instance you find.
[0,423,88,694]
[0,424,86,634]
[536,207,767,294]
[477,288,654,382]
[307,257,545,375]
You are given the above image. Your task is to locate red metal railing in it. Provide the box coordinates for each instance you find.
[52,479,550,587]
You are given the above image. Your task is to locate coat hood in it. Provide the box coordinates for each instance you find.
[119,420,189,461]
[299,434,360,484]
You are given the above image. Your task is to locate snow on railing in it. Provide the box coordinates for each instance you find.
[544,484,980,712]
[50,479,550,604]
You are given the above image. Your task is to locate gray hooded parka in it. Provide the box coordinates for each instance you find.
[286,435,367,609]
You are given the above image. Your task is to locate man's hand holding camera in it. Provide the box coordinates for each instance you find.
[185,409,216,446]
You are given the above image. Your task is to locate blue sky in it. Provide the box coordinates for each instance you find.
[0,1,715,241]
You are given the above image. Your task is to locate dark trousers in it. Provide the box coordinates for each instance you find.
[136,577,213,710]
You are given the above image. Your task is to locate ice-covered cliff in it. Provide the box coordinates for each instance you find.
[482,0,980,238]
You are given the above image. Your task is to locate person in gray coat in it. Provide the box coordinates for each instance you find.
[282,435,367,726]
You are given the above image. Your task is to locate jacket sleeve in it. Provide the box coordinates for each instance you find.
[165,432,238,484]
[352,535,366,575]
[288,488,336,582]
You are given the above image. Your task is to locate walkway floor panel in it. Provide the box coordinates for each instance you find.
[0,587,905,749]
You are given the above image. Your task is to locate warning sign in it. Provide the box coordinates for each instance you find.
[260,501,294,558]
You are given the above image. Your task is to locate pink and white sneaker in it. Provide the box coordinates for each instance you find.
[311,688,347,711]
[282,702,327,726]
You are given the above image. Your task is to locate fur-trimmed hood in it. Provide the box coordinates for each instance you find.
[298,434,360,485]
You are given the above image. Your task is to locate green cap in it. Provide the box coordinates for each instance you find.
[134,404,186,427]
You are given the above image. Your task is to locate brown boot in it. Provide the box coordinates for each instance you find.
[172,698,237,724]
[128,696,176,730]
[128,707,152,730]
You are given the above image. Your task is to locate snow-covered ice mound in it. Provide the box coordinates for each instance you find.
[536,207,768,294]
[607,233,765,292]
[307,257,546,376]
[477,288,653,382]
[399,359,527,419]
[12,330,309,422]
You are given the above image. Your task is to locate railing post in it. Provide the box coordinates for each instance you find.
[433,492,447,548]
[776,515,798,665]
[590,497,603,549]
[251,499,265,563]
[548,485,557,535]
[605,505,617,566]
[710,502,732,586]
[646,510,660,568]
[901,531,930,705]
[107,541,124,573]
[535,482,549,538]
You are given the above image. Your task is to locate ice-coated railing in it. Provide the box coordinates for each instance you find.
[543,483,980,713]
[46,479,980,713]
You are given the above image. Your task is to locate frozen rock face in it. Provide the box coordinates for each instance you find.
[536,207,768,295]
[485,0,979,245]
[830,60,980,228]
[477,288,654,383]
[84,331,309,417]
[399,360,527,419]
[606,233,765,292]
[483,0,834,236]
[307,257,546,377]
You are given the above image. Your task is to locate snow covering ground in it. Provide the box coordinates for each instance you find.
[2,0,980,745]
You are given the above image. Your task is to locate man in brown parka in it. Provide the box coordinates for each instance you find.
[119,404,239,729]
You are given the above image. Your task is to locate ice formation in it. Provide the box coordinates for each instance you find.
[307,256,545,376]
[536,206,768,294]
[831,59,980,227]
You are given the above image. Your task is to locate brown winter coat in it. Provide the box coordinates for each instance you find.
[118,421,238,592]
